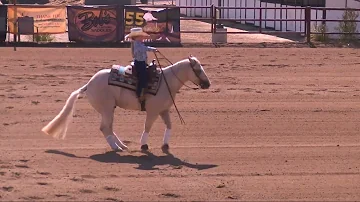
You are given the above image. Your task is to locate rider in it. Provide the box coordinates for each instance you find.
[125,27,158,111]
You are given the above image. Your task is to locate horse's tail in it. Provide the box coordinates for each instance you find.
[41,84,88,139]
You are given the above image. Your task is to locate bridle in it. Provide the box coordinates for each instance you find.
[188,57,206,88]
[153,51,207,125]
[156,51,206,90]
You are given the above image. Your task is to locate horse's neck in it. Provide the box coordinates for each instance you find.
[163,60,190,91]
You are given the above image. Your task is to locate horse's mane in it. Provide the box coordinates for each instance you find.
[162,57,199,70]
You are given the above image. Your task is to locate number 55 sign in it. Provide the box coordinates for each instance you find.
[123,6,181,44]
[125,11,144,26]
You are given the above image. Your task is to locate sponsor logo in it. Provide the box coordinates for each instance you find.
[75,9,117,37]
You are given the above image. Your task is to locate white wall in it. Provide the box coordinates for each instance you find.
[176,0,359,37]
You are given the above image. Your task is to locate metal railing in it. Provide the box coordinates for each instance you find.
[2,4,360,44]
[212,6,360,42]
[129,5,360,43]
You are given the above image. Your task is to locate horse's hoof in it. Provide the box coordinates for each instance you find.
[161,144,169,153]
[141,144,149,151]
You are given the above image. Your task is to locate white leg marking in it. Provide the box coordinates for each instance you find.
[160,110,172,145]
[140,131,149,145]
[140,112,159,146]
[163,128,171,145]
[106,135,122,151]
[113,133,128,150]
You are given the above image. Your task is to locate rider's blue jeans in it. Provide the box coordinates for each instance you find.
[134,60,148,98]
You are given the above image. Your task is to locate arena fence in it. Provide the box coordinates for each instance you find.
[0,4,359,46]
[208,5,360,43]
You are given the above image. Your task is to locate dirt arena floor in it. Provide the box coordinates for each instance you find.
[0,47,359,201]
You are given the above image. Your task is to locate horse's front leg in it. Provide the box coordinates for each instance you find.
[160,110,171,153]
[140,112,159,151]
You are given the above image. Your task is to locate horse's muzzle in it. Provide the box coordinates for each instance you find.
[200,81,211,89]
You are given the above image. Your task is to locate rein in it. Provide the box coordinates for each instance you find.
[153,51,206,125]
[154,52,186,125]
[156,51,200,90]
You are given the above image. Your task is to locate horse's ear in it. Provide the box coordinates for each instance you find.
[188,55,195,65]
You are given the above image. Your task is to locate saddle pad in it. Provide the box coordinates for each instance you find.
[108,65,162,96]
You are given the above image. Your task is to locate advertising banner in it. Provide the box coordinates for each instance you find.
[0,5,7,42]
[7,5,67,34]
[67,6,123,42]
[124,7,181,43]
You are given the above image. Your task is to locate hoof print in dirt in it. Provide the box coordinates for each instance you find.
[160,193,180,198]
[2,186,14,192]
[227,196,237,200]
[37,171,51,176]
[81,174,97,179]
[55,194,69,198]
[79,189,94,194]
[105,198,124,202]
[103,186,120,192]
[70,177,84,182]
[216,184,226,188]
[19,159,29,163]
[15,165,29,169]
[21,196,44,200]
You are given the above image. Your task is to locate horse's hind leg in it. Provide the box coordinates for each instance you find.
[99,107,128,151]
[87,94,127,151]
[85,72,127,151]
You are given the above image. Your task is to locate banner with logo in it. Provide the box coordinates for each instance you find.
[67,6,123,42]
[124,7,181,43]
[7,5,67,34]
[0,5,7,42]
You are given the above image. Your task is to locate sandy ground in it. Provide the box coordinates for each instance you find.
[0,47,360,201]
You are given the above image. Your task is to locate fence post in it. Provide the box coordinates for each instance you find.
[305,6,311,43]
[210,4,214,33]
[259,7,262,33]
[322,7,326,26]
[214,6,217,34]
[13,0,17,51]
[211,4,217,33]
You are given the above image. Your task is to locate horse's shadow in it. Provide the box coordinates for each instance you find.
[45,149,218,171]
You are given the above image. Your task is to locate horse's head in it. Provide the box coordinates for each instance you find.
[187,55,211,89]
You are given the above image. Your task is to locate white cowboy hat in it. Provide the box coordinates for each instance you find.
[125,27,150,40]
[143,12,158,22]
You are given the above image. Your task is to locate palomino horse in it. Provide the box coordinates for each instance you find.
[41,55,211,152]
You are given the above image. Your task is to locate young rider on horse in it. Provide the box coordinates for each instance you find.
[125,27,158,111]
